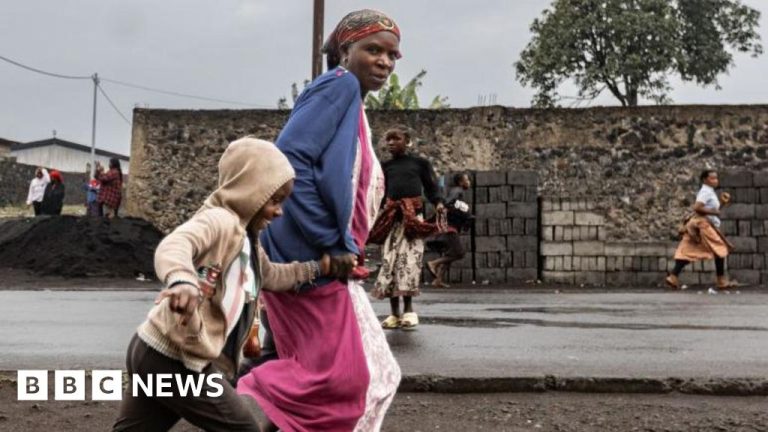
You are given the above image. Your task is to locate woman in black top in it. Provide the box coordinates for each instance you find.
[371,126,443,330]
[40,170,66,215]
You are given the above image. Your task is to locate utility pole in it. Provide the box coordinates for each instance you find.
[312,0,324,79]
[90,73,99,178]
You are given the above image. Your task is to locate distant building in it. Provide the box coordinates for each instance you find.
[10,137,130,174]
[0,138,17,156]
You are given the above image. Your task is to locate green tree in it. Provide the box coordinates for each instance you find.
[515,0,763,107]
[365,70,450,109]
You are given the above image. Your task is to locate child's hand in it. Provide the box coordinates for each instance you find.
[319,254,331,276]
[329,254,357,278]
[155,283,201,326]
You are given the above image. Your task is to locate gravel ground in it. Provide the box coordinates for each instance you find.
[0,205,84,218]
[1,372,766,432]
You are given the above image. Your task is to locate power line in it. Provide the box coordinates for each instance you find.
[0,53,273,108]
[100,77,272,108]
[97,83,132,126]
[0,54,92,80]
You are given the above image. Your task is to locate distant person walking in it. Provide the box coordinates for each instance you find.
[96,158,123,218]
[26,167,50,216]
[370,126,444,330]
[666,169,737,290]
[427,172,473,288]
[40,170,65,215]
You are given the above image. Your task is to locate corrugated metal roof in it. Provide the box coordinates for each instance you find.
[10,138,129,160]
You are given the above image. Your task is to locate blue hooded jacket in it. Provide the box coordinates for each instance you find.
[261,67,362,289]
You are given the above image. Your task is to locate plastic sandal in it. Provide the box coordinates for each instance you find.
[665,274,680,290]
[381,315,401,330]
[400,312,419,331]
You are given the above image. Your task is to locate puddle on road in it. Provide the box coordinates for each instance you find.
[418,316,768,332]
[486,307,634,315]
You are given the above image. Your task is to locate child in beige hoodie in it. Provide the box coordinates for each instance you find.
[113,138,327,432]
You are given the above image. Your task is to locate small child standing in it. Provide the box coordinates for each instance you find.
[83,176,101,217]
[370,126,444,330]
[113,138,329,432]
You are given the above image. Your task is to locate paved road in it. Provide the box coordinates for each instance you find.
[1,288,767,379]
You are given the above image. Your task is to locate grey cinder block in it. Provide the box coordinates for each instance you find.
[541,242,573,256]
[542,211,574,226]
[729,237,757,253]
[475,171,507,186]
[506,170,538,186]
[475,236,507,252]
[508,202,538,219]
[723,204,755,220]
[476,203,507,219]
[507,268,538,281]
[574,212,604,226]
[719,170,753,188]
[507,236,538,251]
[542,271,574,284]
[573,241,605,256]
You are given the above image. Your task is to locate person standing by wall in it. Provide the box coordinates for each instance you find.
[39,170,65,215]
[26,167,50,216]
[369,126,444,330]
[427,172,473,288]
[96,158,123,219]
[666,169,737,290]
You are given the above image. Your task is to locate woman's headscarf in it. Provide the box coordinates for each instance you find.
[50,170,63,183]
[323,9,401,69]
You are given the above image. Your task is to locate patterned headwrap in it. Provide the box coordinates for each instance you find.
[323,9,401,69]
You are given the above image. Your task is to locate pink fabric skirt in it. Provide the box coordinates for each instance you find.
[237,281,369,432]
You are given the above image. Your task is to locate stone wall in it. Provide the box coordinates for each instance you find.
[126,105,768,240]
[540,170,768,287]
[0,157,87,207]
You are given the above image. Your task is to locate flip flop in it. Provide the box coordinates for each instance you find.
[664,274,680,290]
[426,261,439,278]
[400,312,419,331]
[381,315,401,330]
[431,280,450,288]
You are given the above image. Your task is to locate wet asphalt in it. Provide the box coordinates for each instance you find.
[1,288,766,380]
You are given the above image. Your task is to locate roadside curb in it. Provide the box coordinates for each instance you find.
[399,375,768,396]
[3,371,767,396]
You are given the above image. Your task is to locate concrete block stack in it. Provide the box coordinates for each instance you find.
[540,198,608,285]
[540,199,692,287]
[719,170,767,286]
[473,170,539,284]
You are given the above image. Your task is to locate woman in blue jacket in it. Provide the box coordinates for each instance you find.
[238,10,402,432]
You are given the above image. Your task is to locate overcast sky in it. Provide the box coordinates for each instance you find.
[1,0,766,156]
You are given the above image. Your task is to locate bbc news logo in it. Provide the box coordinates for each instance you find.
[17,370,225,401]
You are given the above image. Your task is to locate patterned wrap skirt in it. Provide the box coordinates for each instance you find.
[373,221,425,298]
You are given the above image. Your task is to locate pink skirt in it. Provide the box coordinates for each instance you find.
[237,281,369,432]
